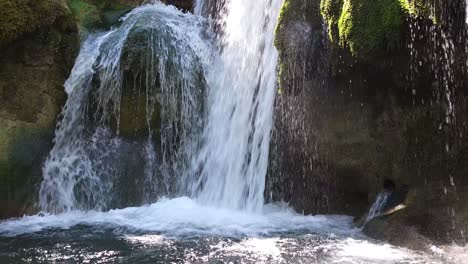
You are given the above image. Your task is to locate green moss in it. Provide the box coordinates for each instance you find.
[67,0,138,30]
[274,0,292,49]
[321,0,409,60]
[68,0,100,28]
[275,0,321,48]
[274,0,322,91]
[320,0,344,44]
[0,0,70,47]
[401,0,437,22]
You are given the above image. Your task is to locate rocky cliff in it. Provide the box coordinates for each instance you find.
[269,0,468,246]
[0,0,195,218]
[0,0,79,218]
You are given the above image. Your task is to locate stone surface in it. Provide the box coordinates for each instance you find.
[0,0,79,218]
[67,0,144,30]
[270,0,468,245]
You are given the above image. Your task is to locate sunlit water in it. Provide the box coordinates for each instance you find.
[0,197,456,263]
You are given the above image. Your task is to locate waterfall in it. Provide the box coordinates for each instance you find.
[194,0,204,15]
[365,191,391,223]
[39,0,283,213]
[39,4,212,213]
[187,0,283,211]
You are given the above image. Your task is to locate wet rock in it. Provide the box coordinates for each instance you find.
[363,209,432,251]
[0,0,79,218]
[67,0,144,30]
[270,0,468,246]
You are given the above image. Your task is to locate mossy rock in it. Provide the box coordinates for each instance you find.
[0,120,54,218]
[67,0,142,31]
[0,0,76,47]
[400,0,438,22]
[275,0,321,52]
[321,0,409,60]
[0,0,79,218]
[68,0,194,31]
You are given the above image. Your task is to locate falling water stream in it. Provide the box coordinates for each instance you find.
[0,1,465,263]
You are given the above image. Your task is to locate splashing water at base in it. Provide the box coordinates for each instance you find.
[0,198,455,263]
[188,0,283,212]
[39,4,212,213]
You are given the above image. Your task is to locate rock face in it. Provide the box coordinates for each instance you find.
[270,0,468,245]
[0,0,79,218]
[67,0,144,30]
[66,0,195,31]
[161,0,193,11]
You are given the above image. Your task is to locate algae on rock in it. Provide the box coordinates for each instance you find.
[67,0,143,30]
[0,0,79,218]
[320,0,409,60]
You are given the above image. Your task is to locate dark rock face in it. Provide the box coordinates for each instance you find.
[0,0,79,218]
[161,0,193,11]
[363,212,432,251]
[267,0,342,215]
[270,0,468,244]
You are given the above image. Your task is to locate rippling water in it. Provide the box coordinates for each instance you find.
[0,198,459,263]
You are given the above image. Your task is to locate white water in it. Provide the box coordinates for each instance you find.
[39,4,212,213]
[1,197,356,237]
[188,0,282,211]
[194,0,204,15]
[39,0,281,213]
[365,191,391,223]
[0,197,452,263]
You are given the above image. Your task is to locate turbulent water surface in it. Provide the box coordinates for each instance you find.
[0,197,458,263]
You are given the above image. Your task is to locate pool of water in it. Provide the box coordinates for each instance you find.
[0,197,458,263]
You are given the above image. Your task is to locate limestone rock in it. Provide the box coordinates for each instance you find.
[0,0,79,218]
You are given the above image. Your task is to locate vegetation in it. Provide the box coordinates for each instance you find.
[67,0,138,30]
[0,0,71,47]
[321,0,409,60]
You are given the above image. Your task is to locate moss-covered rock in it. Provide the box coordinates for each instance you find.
[401,0,438,22]
[272,0,468,245]
[0,0,76,47]
[67,0,143,31]
[321,0,408,60]
[66,0,194,31]
[0,0,79,218]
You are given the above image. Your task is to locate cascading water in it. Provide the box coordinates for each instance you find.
[40,0,281,213]
[37,0,280,214]
[39,4,212,213]
[365,191,391,223]
[188,0,283,211]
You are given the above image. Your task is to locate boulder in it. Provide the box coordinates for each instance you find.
[0,0,79,218]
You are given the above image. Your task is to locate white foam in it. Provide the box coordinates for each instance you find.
[335,238,413,261]
[0,197,356,237]
[0,198,447,263]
